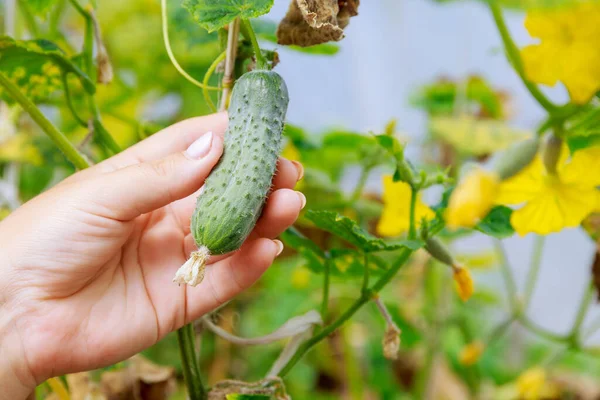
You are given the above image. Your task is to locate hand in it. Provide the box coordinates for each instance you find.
[0,113,304,399]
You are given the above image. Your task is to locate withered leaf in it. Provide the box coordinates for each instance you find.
[101,355,176,400]
[276,0,359,47]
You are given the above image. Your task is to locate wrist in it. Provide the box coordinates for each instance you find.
[0,300,36,400]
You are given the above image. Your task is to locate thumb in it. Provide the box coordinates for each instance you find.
[88,131,223,221]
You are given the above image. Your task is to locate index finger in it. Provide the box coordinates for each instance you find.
[64,112,228,184]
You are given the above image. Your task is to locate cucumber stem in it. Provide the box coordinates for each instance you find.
[174,246,210,286]
[241,19,268,70]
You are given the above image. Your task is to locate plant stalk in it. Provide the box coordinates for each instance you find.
[177,323,208,400]
[241,19,267,70]
[321,257,331,320]
[278,248,413,377]
[568,282,596,345]
[488,1,557,113]
[0,72,90,169]
[159,0,219,91]
[350,167,370,203]
[494,240,519,311]
[220,19,241,111]
[408,186,418,240]
[362,252,370,294]
[523,235,544,309]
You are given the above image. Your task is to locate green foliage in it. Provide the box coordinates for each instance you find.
[476,206,515,239]
[3,0,600,398]
[27,0,59,15]
[305,210,423,253]
[565,107,600,152]
[0,37,94,103]
[411,76,504,118]
[183,0,274,32]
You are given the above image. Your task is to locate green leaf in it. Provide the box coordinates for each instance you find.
[280,227,325,257]
[27,0,59,15]
[475,206,515,238]
[280,227,326,273]
[183,0,274,32]
[565,108,600,152]
[226,395,271,400]
[410,75,504,118]
[374,134,404,163]
[283,124,318,151]
[0,36,95,103]
[305,210,423,253]
[567,133,600,153]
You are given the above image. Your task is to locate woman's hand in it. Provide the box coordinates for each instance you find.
[0,112,304,399]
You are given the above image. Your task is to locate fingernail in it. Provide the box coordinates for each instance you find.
[273,239,284,256]
[291,160,304,181]
[185,132,214,159]
[296,191,306,209]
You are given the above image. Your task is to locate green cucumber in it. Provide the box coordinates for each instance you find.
[174,70,289,286]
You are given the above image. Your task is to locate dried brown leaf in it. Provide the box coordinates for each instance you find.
[382,324,401,360]
[66,372,106,400]
[101,355,175,400]
[276,0,359,47]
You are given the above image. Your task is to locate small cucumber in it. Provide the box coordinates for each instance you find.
[174,70,289,286]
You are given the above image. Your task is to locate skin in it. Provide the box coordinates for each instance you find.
[0,112,304,399]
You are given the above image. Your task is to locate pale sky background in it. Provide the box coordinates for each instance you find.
[265,0,600,344]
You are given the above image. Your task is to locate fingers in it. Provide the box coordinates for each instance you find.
[79,131,224,221]
[253,189,305,238]
[184,238,284,320]
[272,158,303,189]
[64,113,228,184]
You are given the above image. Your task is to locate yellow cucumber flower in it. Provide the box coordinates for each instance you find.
[459,341,484,366]
[377,175,435,237]
[516,367,560,400]
[453,266,474,301]
[521,2,600,104]
[497,146,600,236]
[445,167,500,230]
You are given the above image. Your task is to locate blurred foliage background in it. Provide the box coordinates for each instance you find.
[1,0,600,399]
